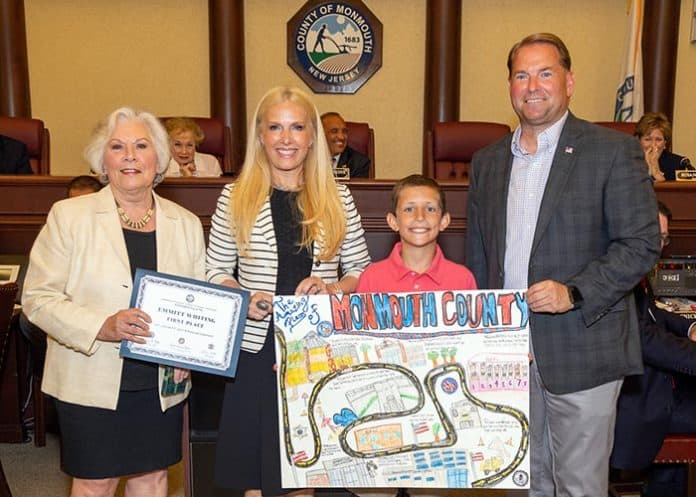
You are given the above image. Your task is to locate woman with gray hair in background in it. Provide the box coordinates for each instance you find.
[22,107,205,497]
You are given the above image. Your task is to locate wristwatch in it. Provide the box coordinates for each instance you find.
[567,285,583,310]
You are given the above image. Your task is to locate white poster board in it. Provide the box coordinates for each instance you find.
[273,289,530,490]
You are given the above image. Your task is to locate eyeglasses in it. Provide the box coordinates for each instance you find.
[660,234,670,246]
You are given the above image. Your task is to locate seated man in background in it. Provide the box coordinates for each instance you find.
[67,175,102,198]
[320,111,370,179]
[0,133,33,174]
[611,201,696,497]
[164,117,222,177]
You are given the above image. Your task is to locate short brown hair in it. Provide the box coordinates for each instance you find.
[507,33,572,78]
[635,112,672,144]
[391,174,446,213]
[67,175,102,194]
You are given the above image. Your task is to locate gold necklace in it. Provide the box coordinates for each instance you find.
[117,204,154,230]
[272,182,303,192]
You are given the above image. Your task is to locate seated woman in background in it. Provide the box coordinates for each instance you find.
[635,112,691,182]
[164,117,222,177]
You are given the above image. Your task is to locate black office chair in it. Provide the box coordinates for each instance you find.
[0,282,19,497]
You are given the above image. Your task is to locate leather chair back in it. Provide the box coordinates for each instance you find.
[0,116,51,174]
[426,121,511,182]
[346,121,375,177]
[594,121,637,136]
[161,117,232,174]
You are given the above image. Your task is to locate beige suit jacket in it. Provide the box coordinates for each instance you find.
[22,185,205,410]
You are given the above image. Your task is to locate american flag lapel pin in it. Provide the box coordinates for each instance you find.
[565,146,574,154]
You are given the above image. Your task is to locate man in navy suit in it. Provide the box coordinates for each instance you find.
[0,134,32,174]
[466,33,659,496]
[611,201,696,496]
[321,112,370,178]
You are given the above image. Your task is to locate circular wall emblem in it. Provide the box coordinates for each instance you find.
[186,294,194,303]
[288,1,382,94]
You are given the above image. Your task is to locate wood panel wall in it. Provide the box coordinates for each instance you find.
[0,177,694,262]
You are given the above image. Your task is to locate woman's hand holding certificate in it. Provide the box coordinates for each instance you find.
[119,269,250,377]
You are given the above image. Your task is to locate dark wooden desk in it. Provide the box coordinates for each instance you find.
[0,177,469,262]
[2,176,693,257]
[0,312,25,443]
[0,255,29,442]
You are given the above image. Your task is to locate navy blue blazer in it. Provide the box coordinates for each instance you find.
[611,286,696,470]
[659,150,689,181]
[0,134,32,174]
[337,146,370,178]
[466,113,660,394]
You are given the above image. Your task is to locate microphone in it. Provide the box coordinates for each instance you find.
[680,156,694,170]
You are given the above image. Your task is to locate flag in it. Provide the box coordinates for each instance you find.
[614,0,644,122]
[471,451,484,462]
[292,451,308,464]
[412,421,429,434]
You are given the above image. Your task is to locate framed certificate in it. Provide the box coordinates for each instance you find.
[120,269,250,377]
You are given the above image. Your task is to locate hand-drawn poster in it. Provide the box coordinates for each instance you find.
[273,289,530,490]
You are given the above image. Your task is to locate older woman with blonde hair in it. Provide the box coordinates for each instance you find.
[164,117,222,177]
[635,112,691,182]
[206,86,370,496]
[22,107,205,497]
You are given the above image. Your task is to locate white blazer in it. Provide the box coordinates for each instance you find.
[22,185,206,410]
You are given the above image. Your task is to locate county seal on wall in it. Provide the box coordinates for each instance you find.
[287,0,382,94]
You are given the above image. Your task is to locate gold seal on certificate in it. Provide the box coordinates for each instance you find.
[120,269,249,377]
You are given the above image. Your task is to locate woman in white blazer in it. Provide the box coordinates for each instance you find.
[22,107,205,497]
[206,87,370,497]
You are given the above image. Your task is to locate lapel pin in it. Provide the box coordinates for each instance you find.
[565,146,574,154]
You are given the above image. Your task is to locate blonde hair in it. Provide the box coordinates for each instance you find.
[230,86,346,259]
[164,117,205,145]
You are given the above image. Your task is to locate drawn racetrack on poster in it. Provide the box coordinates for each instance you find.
[273,290,530,489]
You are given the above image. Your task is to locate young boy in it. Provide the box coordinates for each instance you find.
[356,174,476,293]
[354,176,477,497]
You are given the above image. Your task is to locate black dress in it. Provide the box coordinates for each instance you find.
[215,189,313,495]
[659,150,689,181]
[55,229,184,479]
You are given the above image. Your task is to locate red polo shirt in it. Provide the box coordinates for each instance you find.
[356,242,477,293]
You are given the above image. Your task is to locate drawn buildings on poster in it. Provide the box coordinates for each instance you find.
[450,399,482,430]
[274,290,531,489]
[286,331,362,385]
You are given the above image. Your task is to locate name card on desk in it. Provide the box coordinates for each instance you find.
[332,165,350,181]
[676,170,696,181]
[0,265,19,283]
